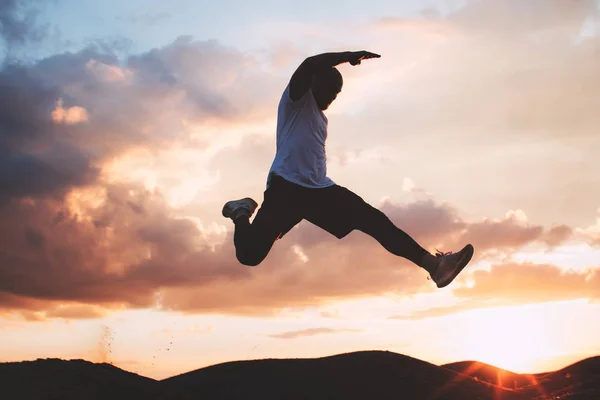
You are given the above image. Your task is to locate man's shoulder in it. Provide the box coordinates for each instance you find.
[280,82,313,108]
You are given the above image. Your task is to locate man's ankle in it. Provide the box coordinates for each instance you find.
[420,252,438,275]
[233,214,250,225]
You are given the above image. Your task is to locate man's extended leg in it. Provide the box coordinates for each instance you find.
[354,206,436,269]
[355,205,473,288]
[301,184,473,288]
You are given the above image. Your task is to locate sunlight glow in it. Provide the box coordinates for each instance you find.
[458,306,553,372]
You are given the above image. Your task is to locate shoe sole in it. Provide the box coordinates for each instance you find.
[436,244,474,288]
[222,198,258,218]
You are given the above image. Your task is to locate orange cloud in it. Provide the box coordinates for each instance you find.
[0,177,583,318]
[388,303,483,321]
[51,98,89,125]
[454,262,600,303]
[379,200,571,254]
[0,6,597,321]
[45,304,109,319]
[449,0,595,35]
[390,262,600,320]
[269,328,362,339]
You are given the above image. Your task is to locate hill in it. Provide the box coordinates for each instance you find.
[442,356,600,399]
[442,360,536,389]
[0,358,164,400]
[2,351,599,399]
[161,350,526,399]
[533,356,600,400]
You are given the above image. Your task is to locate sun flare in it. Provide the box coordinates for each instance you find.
[458,305,553,373]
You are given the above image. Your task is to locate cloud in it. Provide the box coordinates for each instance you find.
[577,208,600,247]
[0,181,252,310]
[268,327,361,339]
[0,34,287,317]
[388,303,479,321]
[319,310,340,319]
[0,12,595,320]
[149,197,582,316]
[0,176,582,318]
[0,142,99,199]
[378,200,571,254]
[449,0,597,35]
[51,98,89,125]
[401,178,432,196]
[454,262,600,303]
[543,225,574,248]
[388,262,600,320]
[389,261,598,320]
[363,0,600,143]
[0,62,97,199]
[322,0,600,233]
[0,299,109,321]
[0,0,47,51]
[0,35,284,201]
[45,304,109,319]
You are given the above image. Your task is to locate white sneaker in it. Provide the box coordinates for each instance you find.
[222,197,258,221]
[430,244,474,288]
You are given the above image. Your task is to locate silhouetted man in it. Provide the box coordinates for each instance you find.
[222,50,473,288]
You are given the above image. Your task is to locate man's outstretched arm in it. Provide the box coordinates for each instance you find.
[289,50,380,101]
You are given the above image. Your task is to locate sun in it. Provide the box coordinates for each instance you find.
[458,305,552,373]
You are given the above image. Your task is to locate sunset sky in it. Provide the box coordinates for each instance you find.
[1,0,600,380]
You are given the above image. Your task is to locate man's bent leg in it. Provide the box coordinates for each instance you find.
[226,177,303,266]
[233,214,282,266]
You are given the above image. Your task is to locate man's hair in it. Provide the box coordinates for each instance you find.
[315,67,343,86]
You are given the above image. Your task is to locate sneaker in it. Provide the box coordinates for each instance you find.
[222,197,258,221]
[429,244,474,288]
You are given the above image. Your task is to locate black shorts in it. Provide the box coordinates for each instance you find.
[253,174,378,240]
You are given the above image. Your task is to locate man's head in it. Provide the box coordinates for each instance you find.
[311,67,343,110]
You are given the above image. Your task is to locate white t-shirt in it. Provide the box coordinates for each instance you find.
[266,84,335,189]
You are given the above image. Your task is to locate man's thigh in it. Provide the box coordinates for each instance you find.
[302,184,378,239]
[252,176,304,241]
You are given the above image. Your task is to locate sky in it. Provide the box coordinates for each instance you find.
[1,0,600,380]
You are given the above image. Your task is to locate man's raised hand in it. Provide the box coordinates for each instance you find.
[349,51,381,66]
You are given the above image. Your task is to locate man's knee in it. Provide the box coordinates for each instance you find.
[236,248,267,267]
[355,204,390,234]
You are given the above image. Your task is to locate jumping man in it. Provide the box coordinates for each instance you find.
[222,50,474,288]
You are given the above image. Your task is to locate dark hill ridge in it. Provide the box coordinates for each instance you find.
[1,351,598,400]
[0,358,165,400]
[442,360,537,389]
[442,356,600,399]
[161,350,526,399]
[532,356,600,400]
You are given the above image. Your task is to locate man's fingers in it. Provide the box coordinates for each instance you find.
[350,51,380,66]
[357,51,381,60]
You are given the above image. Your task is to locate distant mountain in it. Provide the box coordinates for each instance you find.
[1,351,598,399]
